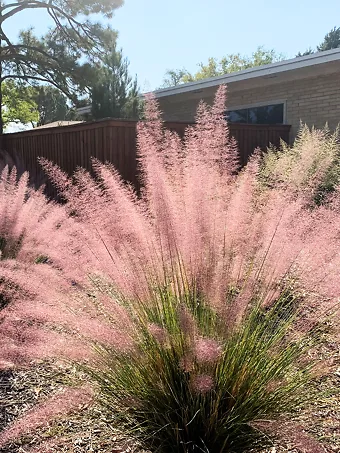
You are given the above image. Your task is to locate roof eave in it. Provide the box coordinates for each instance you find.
[153,48,340,98]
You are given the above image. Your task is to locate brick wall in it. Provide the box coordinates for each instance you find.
[158,72,340,141]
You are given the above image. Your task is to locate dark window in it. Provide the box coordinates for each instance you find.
[227,109,248,123]
[226,103,284,125]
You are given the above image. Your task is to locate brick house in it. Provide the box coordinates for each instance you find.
[154,48,340,142]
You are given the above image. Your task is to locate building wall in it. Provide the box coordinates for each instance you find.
[158,72,340,141]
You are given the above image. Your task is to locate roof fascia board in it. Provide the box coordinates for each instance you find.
[154,48,340,98]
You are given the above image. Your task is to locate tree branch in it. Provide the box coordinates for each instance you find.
[1,1,101,55]
[1,74,74,100]
[1,44,73,67]
[1,0,93,45]
[1,2,50,21]
[0,1,41,12]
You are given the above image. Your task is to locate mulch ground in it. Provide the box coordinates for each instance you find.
[0,321,338,453]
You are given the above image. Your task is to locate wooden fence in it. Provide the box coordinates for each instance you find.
[0,119,291,197]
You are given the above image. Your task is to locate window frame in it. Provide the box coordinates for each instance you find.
[226,99,287,125]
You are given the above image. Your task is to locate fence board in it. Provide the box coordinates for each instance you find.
[0,119,291,197]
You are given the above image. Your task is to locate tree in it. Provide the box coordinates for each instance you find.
[317,26,340,51]
[162,47,284,87]
[0,0,124,132]
[162,68,191,87]
[295,48,314,57]
[34,86,78,126]
[1,80,80,130]
[2,80,39,129]
[91,44,140,120]
[296,26,340,57]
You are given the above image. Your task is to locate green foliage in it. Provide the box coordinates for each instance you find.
[90,43,140,120]
[295,48,314,57]
[260,125,340,206]
[86,284,316,453]
[33,86,78,126]
[317,26,340,51]
[2,81,39,128]
[2,26,114,103]
[2,81,79,129]
[0,0,123,129]
[296,26,340,56]
[162,47,284,87]
[34,255,50,264]
[162,68,191,88]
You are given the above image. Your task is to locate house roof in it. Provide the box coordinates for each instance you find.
[34,121,84,129]
[154,48,340,99]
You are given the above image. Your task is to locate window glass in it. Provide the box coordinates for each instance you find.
[226,103,284,125]
[227,109,248,123]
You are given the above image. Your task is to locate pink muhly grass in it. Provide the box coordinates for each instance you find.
[148,323,167,345]
[0,166,92,330]
[192,374,215,394]
[0,161,140,368]
[16,85,338,451]
[39,158,156,302]
[0,245,135,369]
[0,385,94,449]
[38,88,248,315]
[0,291,102,366]
[0,166,72,266]
[1,86,338,360]
[178,305,197,340]
[38,85,340,337]
[0,280,136,367]
[194,337,222,364]
[137,96,185,268]
[0,321,94,366]
[179,353,195,373]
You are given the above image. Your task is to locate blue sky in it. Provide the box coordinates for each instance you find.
[3,0,340,91]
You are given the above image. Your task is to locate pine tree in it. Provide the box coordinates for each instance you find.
[91,44,140,120]
[317,26,340,51]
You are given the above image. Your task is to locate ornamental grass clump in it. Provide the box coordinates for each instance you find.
[0,166,92,369]
[260,124,340,206]
[87,286,317,452]
[36,87,339,451]
[0,86,339,452]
